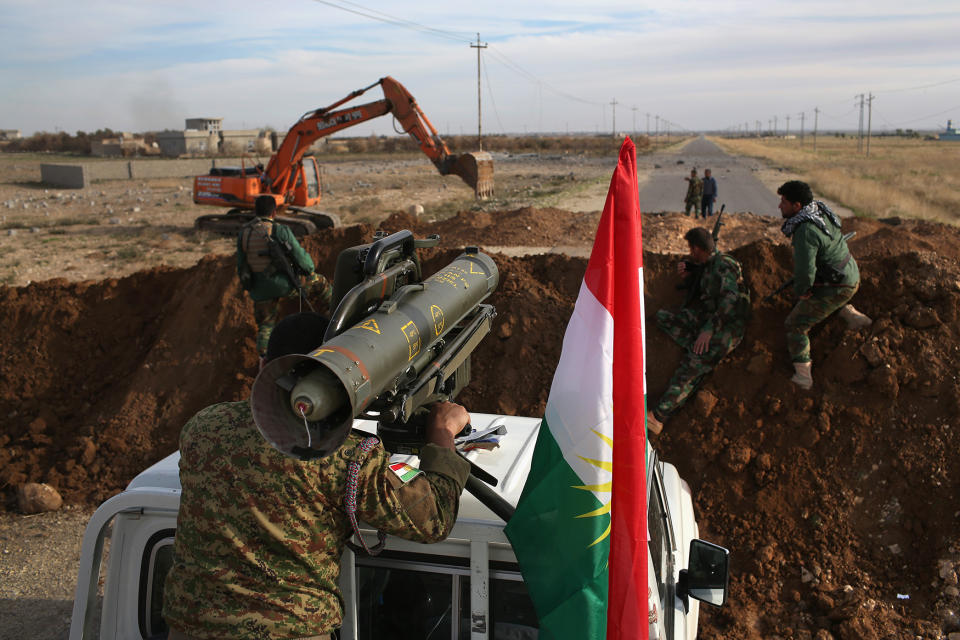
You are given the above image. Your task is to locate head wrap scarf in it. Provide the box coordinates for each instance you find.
[781,200,842,238]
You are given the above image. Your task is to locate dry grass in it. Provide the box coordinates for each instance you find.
[713,136,960,225]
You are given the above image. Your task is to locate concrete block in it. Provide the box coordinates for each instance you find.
[40,164,87,188]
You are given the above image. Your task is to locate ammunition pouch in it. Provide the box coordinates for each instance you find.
[815,253,851,285]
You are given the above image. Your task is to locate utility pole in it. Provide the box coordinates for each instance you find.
[470,33,488,150]
[774,115,778,136]
[610,98,618,138]
[866,93,875,157]
[799,112,805,145]
[785,115,790,137]
[813,107,819,152]
[756,120,762,137]
[655,114,660,138]
[854,93,863,153]
[646,112,651,136]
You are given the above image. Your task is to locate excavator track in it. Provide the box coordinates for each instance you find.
[194,209,338,238]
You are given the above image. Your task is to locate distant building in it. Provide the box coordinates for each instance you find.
[156,129,219,157]
[0,129,21,141]
[185,118,223,134]
[938,120,960,142]
[220,129,269,155]
[90,132,157,157]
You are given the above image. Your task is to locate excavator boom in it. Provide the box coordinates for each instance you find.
[193,76,492,236]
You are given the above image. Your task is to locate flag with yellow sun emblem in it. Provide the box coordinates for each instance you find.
[505,138,648,639]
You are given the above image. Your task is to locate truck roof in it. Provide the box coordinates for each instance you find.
[126,412,543,524]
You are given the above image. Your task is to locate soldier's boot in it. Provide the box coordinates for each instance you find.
[646,410,664,435]
[791,362,813,390]
[839,304,872,330]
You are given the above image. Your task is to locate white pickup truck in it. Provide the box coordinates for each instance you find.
[69,413,729,640]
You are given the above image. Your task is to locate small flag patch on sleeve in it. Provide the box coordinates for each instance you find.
[389,462,422,483]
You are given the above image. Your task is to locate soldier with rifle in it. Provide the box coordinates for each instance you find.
[237,195,333,358]
[775,180,871,389]
[647,209,750,435]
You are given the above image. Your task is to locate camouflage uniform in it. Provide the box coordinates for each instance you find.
[654,252,750,420]
[684,176,703,216]
[237,218,333,356]
[162,401,470,639]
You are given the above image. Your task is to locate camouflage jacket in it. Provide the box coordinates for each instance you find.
[687,252,750,337]
[162,401,470,639]
[685,176,703,202]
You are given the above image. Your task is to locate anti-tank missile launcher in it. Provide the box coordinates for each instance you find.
[252,230,498,460]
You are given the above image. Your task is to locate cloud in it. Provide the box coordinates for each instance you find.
[1,0,958,135]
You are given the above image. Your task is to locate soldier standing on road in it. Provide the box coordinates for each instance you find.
[237,195,333,358]
[777,180,872,389]
[647,227,750,435]
[700,168,718,218]
[163,312,472,640]
[683,168,702,216]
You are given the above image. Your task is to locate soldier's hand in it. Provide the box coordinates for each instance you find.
[692,331,712,355]
[677,261,688,276]
[426,402,470,450]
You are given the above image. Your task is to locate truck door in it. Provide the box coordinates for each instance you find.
[648,454,702,640]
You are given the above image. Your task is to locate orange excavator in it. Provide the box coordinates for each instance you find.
[193,76,494,236]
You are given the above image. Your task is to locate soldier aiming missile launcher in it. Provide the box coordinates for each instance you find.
[251,229,512,517]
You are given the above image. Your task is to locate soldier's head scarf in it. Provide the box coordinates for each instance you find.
[781,200,842,238]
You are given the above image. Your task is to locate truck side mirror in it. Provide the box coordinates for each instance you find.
[678,539,730,610]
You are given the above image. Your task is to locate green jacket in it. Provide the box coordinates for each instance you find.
[236,218,316,302]
[790,221,859,296]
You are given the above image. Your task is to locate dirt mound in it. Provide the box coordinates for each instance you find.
[1,208,959,638]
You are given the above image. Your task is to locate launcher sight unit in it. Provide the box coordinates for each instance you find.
[252,230,498,460]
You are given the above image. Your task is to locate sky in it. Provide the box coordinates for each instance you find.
[1,0,959,138]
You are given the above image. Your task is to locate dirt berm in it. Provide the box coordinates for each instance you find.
[2,207,959,639]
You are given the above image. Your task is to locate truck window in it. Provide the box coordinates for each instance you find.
[355,557,538,639]
[139,529,175,639]
[357,564,454,638]
[305,158,321,199]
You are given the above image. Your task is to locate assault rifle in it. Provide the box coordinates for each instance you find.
[268,231,316,312]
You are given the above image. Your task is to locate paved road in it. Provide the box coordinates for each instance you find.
[638,137,780,217]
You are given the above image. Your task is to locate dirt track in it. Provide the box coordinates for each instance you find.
[2,152,960,638]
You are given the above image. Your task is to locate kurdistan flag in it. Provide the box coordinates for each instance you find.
[504,138,648,639]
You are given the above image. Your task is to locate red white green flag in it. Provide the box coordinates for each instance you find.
[505,138,648,639]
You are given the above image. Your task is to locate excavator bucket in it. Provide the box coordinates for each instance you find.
[449,151,495,199]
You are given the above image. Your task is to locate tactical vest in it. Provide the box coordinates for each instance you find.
[241,219,274,274]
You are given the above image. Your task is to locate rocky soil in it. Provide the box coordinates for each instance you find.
[2,151,960,639]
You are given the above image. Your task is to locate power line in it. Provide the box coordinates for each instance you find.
[313,0,606,111]
[485,46,604,107]
[309,0,472,43]
[481,54,506,135]
[876,76,960,95]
